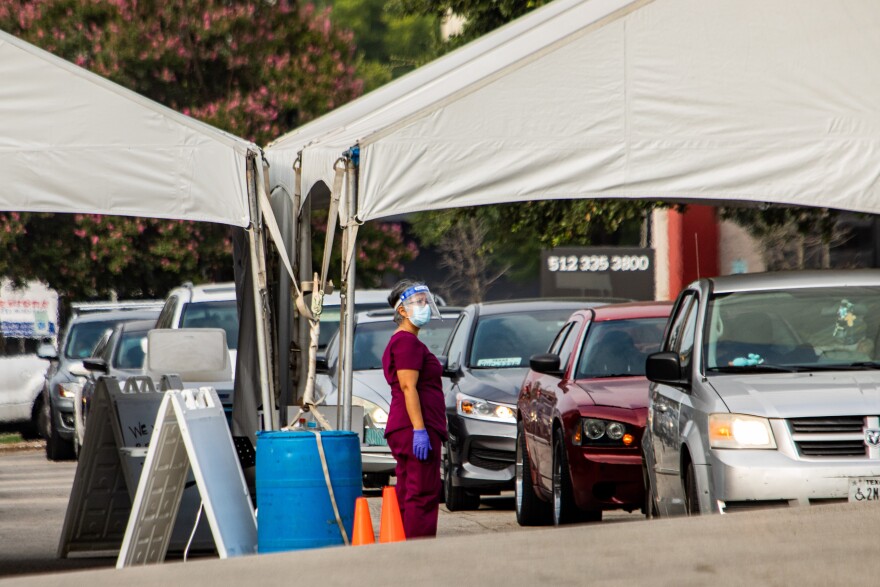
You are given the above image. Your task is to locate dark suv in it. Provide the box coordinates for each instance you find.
[37,305,161,460]
[441,299,617,510]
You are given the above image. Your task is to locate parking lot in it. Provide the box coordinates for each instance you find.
[7,443,880,585]
[0,444,641,580]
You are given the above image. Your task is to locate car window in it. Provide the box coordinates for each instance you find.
[704,285,880,370]
[468,309,573,369]
[444,315,470,370]
[155,295,179,329]
[319,302,389,349]
[676,301,698,370]
[0,337,41,357]
[576,318,668,378]
[548,322,574,356]
[348,319,459,371]
[180,300,239,350]
[91,330,113,361]
[557,320,583,374]
[664,292,696,353]
[64,320,120,359]
[114,330,148,370]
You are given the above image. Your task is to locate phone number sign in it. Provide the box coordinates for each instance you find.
[541,247,654,300]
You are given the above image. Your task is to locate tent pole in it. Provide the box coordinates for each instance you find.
[340,160,357,432]
[250,155,277,430]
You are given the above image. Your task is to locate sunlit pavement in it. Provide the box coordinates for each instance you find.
[4,448,880,586]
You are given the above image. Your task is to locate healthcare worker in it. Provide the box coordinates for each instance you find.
[382,279,447,538]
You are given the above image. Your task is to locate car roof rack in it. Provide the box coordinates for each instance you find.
[71,300,166,316]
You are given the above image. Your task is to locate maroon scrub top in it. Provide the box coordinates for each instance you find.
[382,330,448,440]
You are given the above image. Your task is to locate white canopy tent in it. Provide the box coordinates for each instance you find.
[265,0,880,431]
[1,28,278,434]
[268,0,880,221]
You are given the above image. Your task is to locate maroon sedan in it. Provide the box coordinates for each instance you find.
[515,301,672,525]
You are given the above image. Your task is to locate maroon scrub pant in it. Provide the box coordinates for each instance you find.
[386,427,443,539]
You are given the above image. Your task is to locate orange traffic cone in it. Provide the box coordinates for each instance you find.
[379,486,406,543]
[351,497,375,546]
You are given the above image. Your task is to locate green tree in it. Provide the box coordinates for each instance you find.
[319,0,441,91]
[411,200,653,303]
[0,0,417,301]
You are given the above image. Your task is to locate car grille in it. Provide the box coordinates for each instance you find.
[468,447,514,471]
[788,416,867,458]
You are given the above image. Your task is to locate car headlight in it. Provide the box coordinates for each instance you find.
[351,396,388,430]
[574,418,634,446]
[709,413,776,449]
[456,392,516,423]
[57,381,83,399]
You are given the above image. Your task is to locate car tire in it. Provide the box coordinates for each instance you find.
[363,473,391,489]
[515,421,551,526]
[685,462,700,516]
[444,443,480,511]
[552,429,600,524]
[45,406,75,462]
[19,399,42,440]
[643,462,658,519]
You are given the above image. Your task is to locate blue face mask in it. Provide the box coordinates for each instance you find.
[408,305,432,327]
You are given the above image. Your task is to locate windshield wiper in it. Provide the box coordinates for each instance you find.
[848,361,880,369]
[709,364,801,373]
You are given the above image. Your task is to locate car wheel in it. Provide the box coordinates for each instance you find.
[19,398,42,440]
[444,443,480,511]
[362,473,391,489]
[45,407,75,462]
[515,421,551,526]
[685,462,700,516]
[643,462,658,519]
[552,429,600,525]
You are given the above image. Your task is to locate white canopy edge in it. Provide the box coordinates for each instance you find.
[278,0,880,221]
[0,28,258,227]
[262,0,621,201]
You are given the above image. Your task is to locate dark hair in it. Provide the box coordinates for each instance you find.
[388,279,424,324]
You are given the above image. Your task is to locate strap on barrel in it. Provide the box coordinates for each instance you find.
[311,430,350,546]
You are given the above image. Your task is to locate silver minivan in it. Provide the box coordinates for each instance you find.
[644,270,880,515]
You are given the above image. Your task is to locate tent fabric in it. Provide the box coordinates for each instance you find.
[0,29,257,227]
[263,0,614,200]
[270,0,880,221]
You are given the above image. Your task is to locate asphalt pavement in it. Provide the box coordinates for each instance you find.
[4,446,880,586]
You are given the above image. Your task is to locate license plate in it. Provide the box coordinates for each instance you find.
[848,477,880,503]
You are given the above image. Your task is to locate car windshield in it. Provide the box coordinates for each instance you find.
[705,286,880,371]
[576,318,667,378]
[351,319,457,371]
[319,303,388,349]
[64,320,118,359]
[469,310,573,369]
[113,330,148,370]
[181,300,239,350]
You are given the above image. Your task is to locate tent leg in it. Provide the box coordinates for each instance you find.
[251,158,277,431]
[340,163,358,432]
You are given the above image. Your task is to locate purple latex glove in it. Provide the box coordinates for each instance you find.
[413,428,431,461]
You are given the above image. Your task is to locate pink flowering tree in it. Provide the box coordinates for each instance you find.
[0,0,417,301]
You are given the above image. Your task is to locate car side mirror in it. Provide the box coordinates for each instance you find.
[529,353,563,376]
[37,343,58,361]
[82,357,109,374]
[316,352,329,374]
[442,357,462,379]
[646,351,684,385]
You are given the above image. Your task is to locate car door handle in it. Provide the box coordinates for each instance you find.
[656,404,668,413]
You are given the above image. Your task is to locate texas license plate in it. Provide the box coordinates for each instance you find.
[848,477,880,503]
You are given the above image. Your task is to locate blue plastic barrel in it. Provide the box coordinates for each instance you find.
[256,430,362,553]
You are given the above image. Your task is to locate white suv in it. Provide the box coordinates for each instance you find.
[155,282,238,410]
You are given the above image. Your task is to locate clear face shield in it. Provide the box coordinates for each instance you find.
[396,285,442,326]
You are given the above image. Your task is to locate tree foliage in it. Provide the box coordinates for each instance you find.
[0,0,416,301]
[411,200,653,301]
[320,0,441,91]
